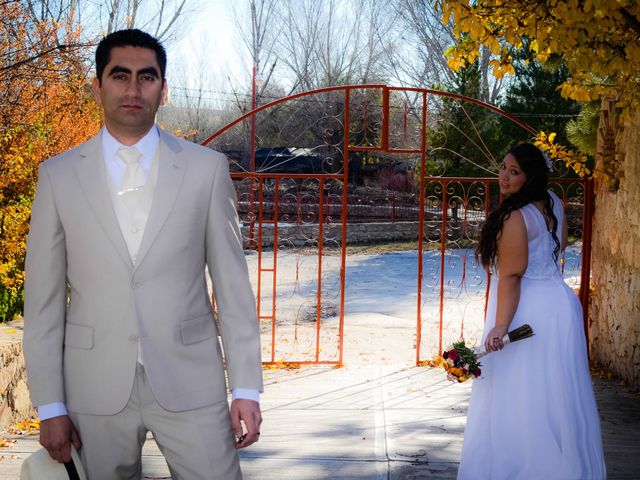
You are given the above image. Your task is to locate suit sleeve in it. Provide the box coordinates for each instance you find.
[205,154,263,393]
[23,163,68,407]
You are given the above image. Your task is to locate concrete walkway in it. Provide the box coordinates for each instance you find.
[1,362,639,479]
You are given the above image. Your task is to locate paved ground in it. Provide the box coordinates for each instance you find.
[2,313,639,479]
[1,361,639,479]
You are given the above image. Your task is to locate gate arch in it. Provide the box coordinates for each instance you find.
[202,85,592,366]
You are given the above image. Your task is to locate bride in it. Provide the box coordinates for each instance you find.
[457,143,606,479]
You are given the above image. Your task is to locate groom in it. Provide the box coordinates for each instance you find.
[23,29,263,479]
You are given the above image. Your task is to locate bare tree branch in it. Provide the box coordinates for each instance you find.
[0,43,86,73]
[156,0,186,41]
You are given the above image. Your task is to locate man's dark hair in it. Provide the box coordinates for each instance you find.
[95,29,167,83]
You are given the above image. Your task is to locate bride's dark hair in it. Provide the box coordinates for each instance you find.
[476,143,560,270]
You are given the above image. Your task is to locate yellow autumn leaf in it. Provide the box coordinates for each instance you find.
[262,361,302,370]
[0,438,15,448]
[6,418,40,435]
[530,39,539,53]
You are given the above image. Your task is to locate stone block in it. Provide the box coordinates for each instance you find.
[0,319,36,430]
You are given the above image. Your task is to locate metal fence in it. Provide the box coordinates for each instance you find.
[204,85,593,366]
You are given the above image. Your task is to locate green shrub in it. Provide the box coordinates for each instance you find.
[0,286,23,323]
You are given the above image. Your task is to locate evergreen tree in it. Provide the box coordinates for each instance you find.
[497,47,581,153]
[429,60,500,177]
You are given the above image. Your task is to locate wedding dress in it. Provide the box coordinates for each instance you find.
[457,192,606,479]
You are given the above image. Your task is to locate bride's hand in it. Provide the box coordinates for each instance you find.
[485,325,508,352]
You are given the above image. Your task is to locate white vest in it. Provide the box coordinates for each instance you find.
[108,150,160,265]
[107,150,159,364]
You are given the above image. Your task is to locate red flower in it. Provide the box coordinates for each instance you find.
[448,349,459,362]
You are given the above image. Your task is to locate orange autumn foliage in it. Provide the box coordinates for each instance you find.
[1,2,101,320]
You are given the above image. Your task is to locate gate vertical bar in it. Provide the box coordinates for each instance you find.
[381,87,389,150]
[580,178,594,351]
[480,180,491,323]
[255,177,274,362]
[248,66,257,250]
[438,181,449,355]
[315,178,325,361]
[337,88,351,366]
[416,91,428,365]
[271,178,280,361]
[483,180,492,321]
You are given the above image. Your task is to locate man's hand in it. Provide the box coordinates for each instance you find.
[230,399,262,449]
[39,415,82,463]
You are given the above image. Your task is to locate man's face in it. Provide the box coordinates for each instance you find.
[92,46,167,141]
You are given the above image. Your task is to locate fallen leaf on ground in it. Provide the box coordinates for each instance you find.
[263,361,302,370]
[7,419,40,435]
[419,356,446,368]
[0,438,15,448]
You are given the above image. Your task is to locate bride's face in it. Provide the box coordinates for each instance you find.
[498,154,526,196]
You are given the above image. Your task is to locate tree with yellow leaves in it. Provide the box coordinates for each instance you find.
[1,2,101,321]
[436,0,639,177]
[437,0,640,108]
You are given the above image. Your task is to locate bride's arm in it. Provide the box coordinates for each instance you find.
[486,210,528,352]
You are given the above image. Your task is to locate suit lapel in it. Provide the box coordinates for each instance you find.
[134,130,186,269]
[73,134,133,269]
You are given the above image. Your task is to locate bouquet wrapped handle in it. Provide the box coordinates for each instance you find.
[472,324,534,359]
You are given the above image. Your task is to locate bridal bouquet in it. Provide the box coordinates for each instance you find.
[441,340,482,382]
[436,324,534,383]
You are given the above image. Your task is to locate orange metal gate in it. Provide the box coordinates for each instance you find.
[202,85,593,366]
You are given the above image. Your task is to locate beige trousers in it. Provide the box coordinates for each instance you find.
[68,364,241,480]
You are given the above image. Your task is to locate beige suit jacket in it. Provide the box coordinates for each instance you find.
[23,129,263,415]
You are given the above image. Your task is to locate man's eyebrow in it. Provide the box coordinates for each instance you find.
[107,66,160,78]
[107,66,132,76]
[137,67,160,78]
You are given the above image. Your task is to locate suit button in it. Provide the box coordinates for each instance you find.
[128,335,139,343]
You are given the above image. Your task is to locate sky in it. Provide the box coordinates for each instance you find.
[167,0,251,104]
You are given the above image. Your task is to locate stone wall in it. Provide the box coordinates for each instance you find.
[0,320,36,430]
[241,221,422,248]
[590,108,640,389]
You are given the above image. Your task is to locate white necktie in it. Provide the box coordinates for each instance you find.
[117,147,145,195]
